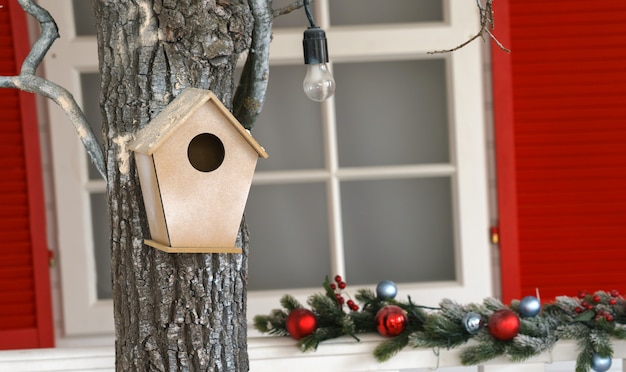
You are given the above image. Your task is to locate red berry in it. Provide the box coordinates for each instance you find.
[575,307,583,313]
[334,275,342,283]
[350,304,359,311]
[578,290,587,299]
[347,299,354,306]
[609,298,617,305]
[335,293,345,304]
[606,314,614,322]
[593,295,601,303]
[338,281,347,289]
[611,290,620,297]
[330,283,336,290]
[581,301,589,308]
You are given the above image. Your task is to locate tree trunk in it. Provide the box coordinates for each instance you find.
[93,1,254,370]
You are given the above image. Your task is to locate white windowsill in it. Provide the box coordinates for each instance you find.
[2,336,626,371]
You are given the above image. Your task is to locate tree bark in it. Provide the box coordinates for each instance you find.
[93,1,254,370]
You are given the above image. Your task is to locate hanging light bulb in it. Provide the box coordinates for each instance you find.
[302,0,335,102]
[303,27,335,101]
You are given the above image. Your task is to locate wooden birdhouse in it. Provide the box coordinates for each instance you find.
[129,88,268,254]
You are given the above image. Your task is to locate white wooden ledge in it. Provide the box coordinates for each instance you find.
[1,335,626,371]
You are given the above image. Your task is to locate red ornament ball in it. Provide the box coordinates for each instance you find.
[285,308,318,340]
[376,305,408,337]
[487,309,520,341]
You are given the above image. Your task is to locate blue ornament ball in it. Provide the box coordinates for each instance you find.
[376,280,398,300]
[591,353,612,372]
[519,296,541,317]
[462,312,483,335]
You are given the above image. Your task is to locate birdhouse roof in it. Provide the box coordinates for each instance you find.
[129,88,268,158]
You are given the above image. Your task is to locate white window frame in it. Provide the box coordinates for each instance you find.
[41,0,492,341]
[41,0,110,336]
[249,0,493,322]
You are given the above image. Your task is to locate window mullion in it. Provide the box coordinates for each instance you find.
[317,0,331,28]
[321,92,345,279]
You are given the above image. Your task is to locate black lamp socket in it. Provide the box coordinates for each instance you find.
[303,27,329,65]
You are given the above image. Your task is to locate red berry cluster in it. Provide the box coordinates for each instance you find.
[331,275,359,312]
[575,290,620,322]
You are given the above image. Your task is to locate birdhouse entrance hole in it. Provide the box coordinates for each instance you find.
[187,133,225,172]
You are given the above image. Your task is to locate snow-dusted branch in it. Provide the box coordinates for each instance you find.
[232,0,273,129]
[0,0,106,179]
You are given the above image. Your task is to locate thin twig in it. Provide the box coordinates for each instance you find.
[0,0,106,179]
[272,0,315,19]
[429,0,510,54]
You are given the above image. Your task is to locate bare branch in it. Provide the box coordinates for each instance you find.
[272,0,310,18]
[428,0,510,55]
[233,0,319,128]
[233,0,273,129]
[0,75,106,179]
[0,0,107,179]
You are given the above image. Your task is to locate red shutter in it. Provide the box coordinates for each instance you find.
[492,0,626,303]
[0,1,54,348]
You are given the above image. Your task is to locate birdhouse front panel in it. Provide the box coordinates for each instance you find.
[152,100,260,249]
[130,88,267,253]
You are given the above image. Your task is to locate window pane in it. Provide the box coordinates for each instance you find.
[80,73,103,180]
[330,0,444,25]
[253,65,325,171]
[334,59,450,167]
[90,193,112,300]
[341,177,455,285]
[246,183,330,290]
[73,0,96,36]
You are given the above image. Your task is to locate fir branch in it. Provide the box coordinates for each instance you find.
[350,309,377,333]
[438,299,467,321]
[611,324,626,339]
[299,327,345,351]
[373,334,410,362]
[460,338,506,365]
[519,316,556,338]
[254,278,626,370]
[252,314,271,333]
[355,288,377,303]
[253,308,289,336]
[280,294,303,312]
[482,297,507,313]
[589,330,613,358]
[575,339,594,372]
[309,293,344,326]
[322,276,338,301]
[409,310,470,349]
[403,296,431,325]
[508,334,555,362]
[557,322,591,340]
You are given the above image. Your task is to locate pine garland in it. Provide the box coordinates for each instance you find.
[253,279,626,372]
